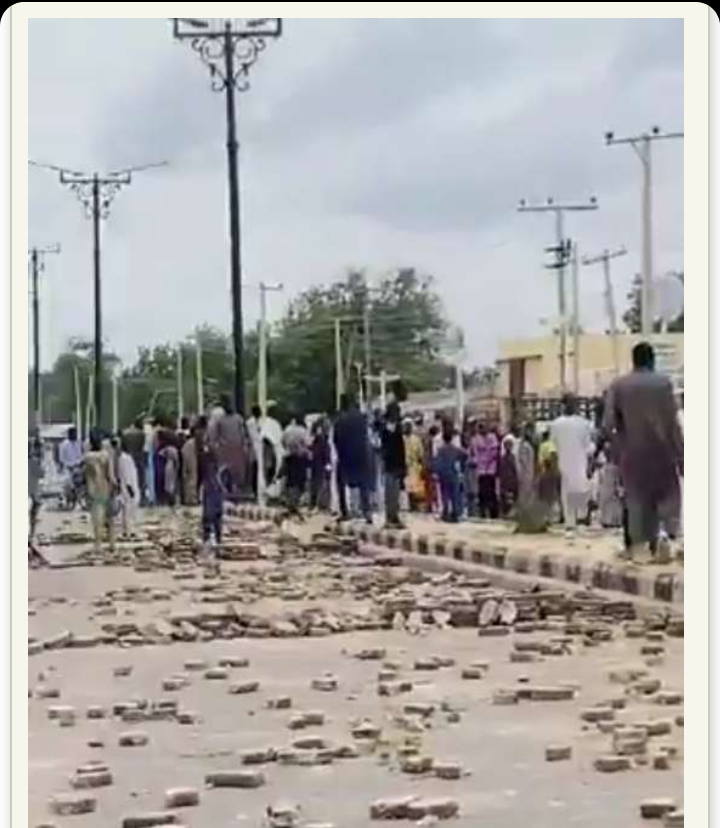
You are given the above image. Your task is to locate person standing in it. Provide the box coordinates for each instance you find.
[122,418,147,506]
[199,437,224,562]
[85,429,117,556]
[380,402,407,528]
[246,405,263,499]
[462,422,479,518]
[28,435,44,542]
[208,395,246,503]
[159,439,180,508]
[310,417,332,511]
[551,395,593,532]
[432,424,465,523]
[537,430,560,522]
[517,423,537,510]
[403,419,426,512]
[595,438,623,528]
[117,437,140,538]
[472,422,499,519]
[333,394,372,523]
[181,419,201,506]
[603,342,683,562]
[58,426,84,475]
[498,436,519,517]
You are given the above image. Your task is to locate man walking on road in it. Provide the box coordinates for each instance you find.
[603,342,683,563]
[551,395,593,533]
[85,428,117,556]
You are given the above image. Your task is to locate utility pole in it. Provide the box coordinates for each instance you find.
[73,364,83,440]
[172,18,282,416]
[334,318,344,410]
[195,330,205,415]
[28,243,60,428]
[517,197,598,393]
[112,373,119,434]
[582,247,627,379]
[176,345,184,427]
[366,370,400,411]
[604,127,683,334]
[30,160,166,429]
[363,302,372,405]
[570,243,581,395]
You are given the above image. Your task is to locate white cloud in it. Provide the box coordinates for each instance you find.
[28,16,683,372]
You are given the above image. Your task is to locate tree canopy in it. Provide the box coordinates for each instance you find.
[32,267,455,429]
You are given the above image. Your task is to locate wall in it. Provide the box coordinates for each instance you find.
[497,333,684,397]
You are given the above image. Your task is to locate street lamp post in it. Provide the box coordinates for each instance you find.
[172,17,283,415]
[28,243,60,429]
[604,127,683,334]
[30,160,166,429]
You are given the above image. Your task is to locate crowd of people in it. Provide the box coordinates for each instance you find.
[29,342,683,568]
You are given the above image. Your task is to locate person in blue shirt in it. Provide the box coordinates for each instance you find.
[432,425,466,523]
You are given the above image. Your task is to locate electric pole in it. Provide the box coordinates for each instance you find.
[365,370,401,410]
[570,242,580,395]
[28,243,60,429]
[172,18,282,416]
[582,247,627,379]
[604,127,683,334]
[30,160,166,429]
[176,344,184,427]
[194,330,205,415]
[517,197,598,393]
[334,318,344,411]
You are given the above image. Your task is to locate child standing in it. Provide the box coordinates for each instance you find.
[199,440,224,562]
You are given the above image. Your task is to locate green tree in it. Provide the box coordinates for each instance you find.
[267,267,450,415]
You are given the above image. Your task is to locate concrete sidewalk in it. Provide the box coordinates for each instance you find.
[230,505,684,607]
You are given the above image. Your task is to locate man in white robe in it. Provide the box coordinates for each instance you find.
[551,395,593,532]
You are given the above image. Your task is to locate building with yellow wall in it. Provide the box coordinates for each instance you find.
[496,333,683,399]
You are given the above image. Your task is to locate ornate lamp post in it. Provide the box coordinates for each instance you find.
[172,18,283,415]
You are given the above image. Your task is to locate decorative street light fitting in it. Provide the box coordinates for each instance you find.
[172,17,282,415]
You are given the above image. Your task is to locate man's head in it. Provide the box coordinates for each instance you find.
[219,394,232,414]
[477,422,487,436]
[251,405,261,419]
[180,417,190,431]
[402,419,413,436]
[89,428,102,452]
[134,417,143,430]
[68,426,77,442]
[561,394,579,415]
[385,401,401,424]
[632,341,655,371]
[339,393,350,412]
[442,422,455,444]
[503,436,514,453]
[523,422,536,442]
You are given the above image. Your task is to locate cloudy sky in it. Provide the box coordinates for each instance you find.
[28,16,683,371]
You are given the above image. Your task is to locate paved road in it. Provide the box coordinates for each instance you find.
[28,507,684,828]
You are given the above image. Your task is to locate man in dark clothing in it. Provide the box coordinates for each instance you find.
[380,401,406,528]
[122,417,147,505]
[333,394,372,523]
[603,342,683,563]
